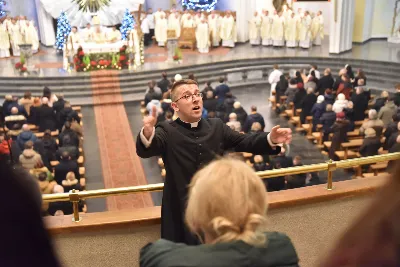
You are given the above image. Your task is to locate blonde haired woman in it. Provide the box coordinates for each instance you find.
[140,158,299,267]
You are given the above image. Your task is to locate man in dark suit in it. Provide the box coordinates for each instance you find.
[54,151,80,185]
[317,68,335,95]
[157,72,171,94]
[351,87,368,121]
[320,104,337,141]
[36,98,57,132]
[243,106,265,133]
[215,77,230,104]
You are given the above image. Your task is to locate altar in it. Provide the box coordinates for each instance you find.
[69,41,127,54]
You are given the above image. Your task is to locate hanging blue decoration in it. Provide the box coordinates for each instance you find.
[55,11,72,50]
[0,0,6,19]
[182,0,218,12]
[120,9,135,41]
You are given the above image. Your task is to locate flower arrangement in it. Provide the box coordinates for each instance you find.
[15,55,28,73]
[173,47,183,62]
[74,45,130,72]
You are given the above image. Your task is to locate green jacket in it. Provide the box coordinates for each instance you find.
[140,232,299,267]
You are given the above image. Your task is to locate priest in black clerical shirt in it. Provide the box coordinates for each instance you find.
[136,79,292,245]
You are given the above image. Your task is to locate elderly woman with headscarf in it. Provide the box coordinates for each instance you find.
[332,93,348,113]
[140,158,299,267]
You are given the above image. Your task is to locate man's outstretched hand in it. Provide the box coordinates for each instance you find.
[143,106,157,139]
[270,125,292,145]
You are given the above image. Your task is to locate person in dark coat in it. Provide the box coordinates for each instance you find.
[27,97,41,125]
[37,97,57,132]
[2,95,14,117]
[311,95,326,132]
[286,156,306,189]
[394,84,400,107]
[359,128,381,157]
[324,89,335,105]
[57,135,79,160]
[295,71,303,84]
[17,124,37,150]
[202,90,218,112]
[300,88,317,124]
[386,122,400,151]
[353,69,367,87]
[136,79,292,245]
[329,112,350,160]
[140,158,299,267]
[42,130,58,161]
[157,72,171,94]
[0,160,61,267]
[384,115,400,150]
[54,151,80,184]
[252,154,269,172]
[215,77,230,104]
[58,122,80,148]
[52,94,65,117]
[343,101,355,131]
[243,106,265,133]
[275,74,288,104]
[293,83,306,111]
[201,81,215,97]
[345,64,355,80]
[317,68,335,95]
[269,148,293,192]
[285,79,298,105]
[232,101,248,126]
[5,107,26,130]
[351,87,368,121]
[320,104,338,141]
[373,91,389,113]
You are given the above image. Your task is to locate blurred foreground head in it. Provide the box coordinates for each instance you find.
[186,158,268,245]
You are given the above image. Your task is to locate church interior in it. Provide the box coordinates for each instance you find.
[1,0,400,266]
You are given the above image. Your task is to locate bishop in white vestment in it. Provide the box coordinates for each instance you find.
[82,23,94,42]
[311,11,324,46]
[220,12,236,48]
[154,9,166,25]
[261,10,273,46]
[271,13,285,47]
[180,10,191,26]
[9,18,23,56]
[155,15,168,46]
[129,25,141,66]
[183,15,196,28]
[285,13,298,48]
[298,11,312,49]
[0,21,10,58]
[208,11,220,47]
[248,12,262,45]
[196,20,210,53]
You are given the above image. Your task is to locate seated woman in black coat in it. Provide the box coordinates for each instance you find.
[140,158,299,267]
[311,95,326,132]
[300,88,317,124]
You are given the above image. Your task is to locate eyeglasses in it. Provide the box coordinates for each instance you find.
[175,92,203,102]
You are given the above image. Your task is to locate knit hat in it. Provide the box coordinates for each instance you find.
[174,74,183,82]
[336,112,345,119]
[317,95,325,103]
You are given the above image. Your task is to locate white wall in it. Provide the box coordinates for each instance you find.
[292,1,331,35]
[362,0,374,41]
[371,0,396,38]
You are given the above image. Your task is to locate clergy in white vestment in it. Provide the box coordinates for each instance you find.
[180,10,191,26]
[248,12,262,45]
[311,11,324,46]
[282,5,291,19]
[208,11,220,47]
[261,10,273,46]
[8,18,23,56]
[182,15,196,28]
[4,16,12,30]
[154,8,166,25]
[194,11,205,27]
[168,11,181,38]
[18,16,28,33]
[128,25,141,66]
[67,26,81,52]
[93,26,106,44]
[82,23,94,42]
[268,64,283,101]
[271,12,285,47]
[0,21,10,58]
[285,12,298,48]
[108,25,122,43]
[298,11,312,49]
[196,20,210,53]
[155,14,168,46]
[22,21,39,53]
[220,11,237,48]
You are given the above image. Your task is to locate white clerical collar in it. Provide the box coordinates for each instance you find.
[179,118,201,128]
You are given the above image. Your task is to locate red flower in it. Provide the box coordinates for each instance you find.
[119,55,126,61]
[15,62,22,69]
[21,67,27,72]
[78,51,84,56]
[91,61,97,66]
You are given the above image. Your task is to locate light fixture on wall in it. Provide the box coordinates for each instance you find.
[72,0,111,13]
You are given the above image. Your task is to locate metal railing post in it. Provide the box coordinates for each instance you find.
[327,159,337,190]
[69,189,81,222]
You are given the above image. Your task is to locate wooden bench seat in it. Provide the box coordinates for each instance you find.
[36,131,59,138]
[243,152,253,159]
[335,150,358,160]
[72,106,81,111]
[370,162,388,175]
[51,156,84,167]
[290,116,300,127]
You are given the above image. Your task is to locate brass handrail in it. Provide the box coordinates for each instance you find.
[43,153,400,222]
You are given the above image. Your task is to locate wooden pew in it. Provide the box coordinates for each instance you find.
[50,156,84,167]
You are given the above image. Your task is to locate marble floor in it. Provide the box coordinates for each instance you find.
[2,38,400,77]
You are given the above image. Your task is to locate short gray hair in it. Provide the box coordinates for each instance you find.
[368,109,377,120]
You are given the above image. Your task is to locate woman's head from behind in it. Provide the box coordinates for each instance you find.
[186,158,268,246]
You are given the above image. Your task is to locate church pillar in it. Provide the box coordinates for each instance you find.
[352,0,374,43]
[329,0,355,54]
[34,0,56,46]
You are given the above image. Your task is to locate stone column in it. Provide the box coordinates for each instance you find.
[329,0,356,54]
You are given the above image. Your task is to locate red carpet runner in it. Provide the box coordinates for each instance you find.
[90,70,153,211]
